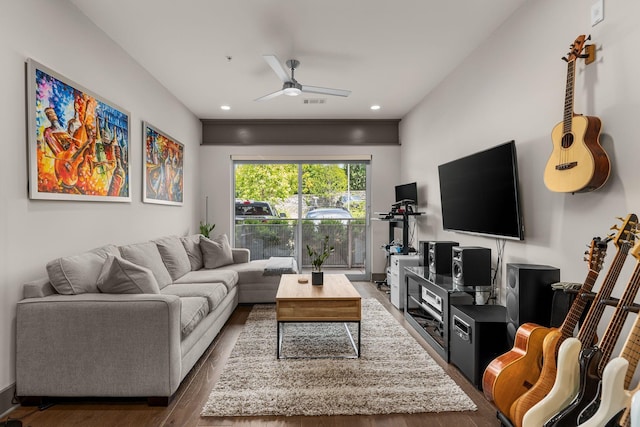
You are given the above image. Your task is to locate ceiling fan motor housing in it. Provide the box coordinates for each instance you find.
[283,80,302,96]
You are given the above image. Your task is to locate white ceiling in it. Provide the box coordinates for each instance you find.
[69,0,527,120]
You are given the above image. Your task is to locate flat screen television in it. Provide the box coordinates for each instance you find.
[438,140,524,240]
[395,182,417,204]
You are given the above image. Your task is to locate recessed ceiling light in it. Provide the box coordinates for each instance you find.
[370,105,381,110]
[220,105,231,111]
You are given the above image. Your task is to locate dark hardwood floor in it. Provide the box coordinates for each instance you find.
[4,282,501,427]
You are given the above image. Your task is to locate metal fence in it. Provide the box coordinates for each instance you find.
[234,220,366,268]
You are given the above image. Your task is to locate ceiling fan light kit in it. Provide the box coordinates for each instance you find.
[256,54,351,102]
[283,81,302,96]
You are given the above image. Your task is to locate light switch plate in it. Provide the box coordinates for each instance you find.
[591,0,604,26]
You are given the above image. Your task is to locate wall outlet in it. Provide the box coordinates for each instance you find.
[591,0,604,27]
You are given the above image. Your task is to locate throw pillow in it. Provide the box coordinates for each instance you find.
[154,235,192,280]
[200,234,234,269]
[46,244,120,295]
[97,255,161,294]
[118,241,173,289]
[180,234,204,271]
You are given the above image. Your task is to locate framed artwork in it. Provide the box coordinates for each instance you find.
[27,58,131,202]
[143,122,184,206]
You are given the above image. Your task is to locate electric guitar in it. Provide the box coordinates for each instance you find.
[628,390,640,427]
[578,238,640,426]
[546,217,639,426]
[523,214,637,427]
[543,34,610,193]
[618,387,640,427]
[510,236,610,427]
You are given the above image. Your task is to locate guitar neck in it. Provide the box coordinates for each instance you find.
[620,310,640,391]
[615,313,640,427]
[562,60,576,134]
[577,243,632,346]
[597,263,640,376]
[558,269,599,340]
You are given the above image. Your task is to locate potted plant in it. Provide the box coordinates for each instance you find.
[199,222,216,238]
[306,235,335,285]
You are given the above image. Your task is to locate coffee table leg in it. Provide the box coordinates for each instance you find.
[344,322,361,358]
[277,321,282,359]
[358,321,361,357]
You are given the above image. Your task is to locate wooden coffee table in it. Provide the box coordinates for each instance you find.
[275,274,362,359]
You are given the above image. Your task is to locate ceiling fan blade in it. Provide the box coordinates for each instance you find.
[254,89,285,102]
[301,85,351,97]
[263,55,291,83]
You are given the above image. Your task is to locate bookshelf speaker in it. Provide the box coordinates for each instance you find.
[420,241,459,273]
[505,263,560,347]
[452,246,491,287]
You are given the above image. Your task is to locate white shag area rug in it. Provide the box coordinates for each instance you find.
[201,298,477,417]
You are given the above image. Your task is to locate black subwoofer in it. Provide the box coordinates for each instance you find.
[450,304,509,389]
[505,263,560,347]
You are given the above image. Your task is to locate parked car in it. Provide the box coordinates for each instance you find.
[305,207,353,224]
[235,200,284,221]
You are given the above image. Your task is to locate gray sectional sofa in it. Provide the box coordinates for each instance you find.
[15,233,294,405]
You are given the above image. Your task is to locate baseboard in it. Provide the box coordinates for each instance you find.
[0,383,17,419]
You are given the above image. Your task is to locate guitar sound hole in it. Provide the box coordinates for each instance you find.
[561,133,574,148]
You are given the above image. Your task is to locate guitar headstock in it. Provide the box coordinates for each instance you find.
[631,233,640,260]
[562,35,589,63]
[610,213,638,249]
[585,236,609,273]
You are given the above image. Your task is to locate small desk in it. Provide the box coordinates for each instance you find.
[275,274,362,358]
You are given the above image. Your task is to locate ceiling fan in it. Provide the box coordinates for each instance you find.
[255,55,351,101]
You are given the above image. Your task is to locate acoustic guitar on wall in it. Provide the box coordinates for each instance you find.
[543,34,610,193]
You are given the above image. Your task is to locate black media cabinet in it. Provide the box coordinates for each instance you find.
[404,266,473,362]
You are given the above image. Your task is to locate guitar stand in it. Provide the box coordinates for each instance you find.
[496,411,515,427]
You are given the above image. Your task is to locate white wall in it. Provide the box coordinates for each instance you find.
[0,0,202,394]
[199,144,401,274]
[400,0,640,354]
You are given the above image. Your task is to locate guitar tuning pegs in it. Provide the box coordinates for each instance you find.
[586,34,592,41]
[562,56,569,62]
[611,224,620,231]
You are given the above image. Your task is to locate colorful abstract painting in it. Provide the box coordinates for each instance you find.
[143,122,184,206]
[27,59,131,201]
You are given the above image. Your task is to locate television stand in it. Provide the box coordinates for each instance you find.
[404,266,473,361]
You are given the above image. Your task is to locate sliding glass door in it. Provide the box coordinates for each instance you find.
[233,159,369,280]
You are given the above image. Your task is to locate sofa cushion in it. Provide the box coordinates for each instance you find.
[23,277,57,299]
[118,241,173,289]
[222,259,270,284]
[46,244,120,295]
[173,269,239,291]
[200,234,234,269]
[154,235,191,281]
[161,283,227,313]
[180,234,204,271]
[180,296,209,338]
[97,255,161,294]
